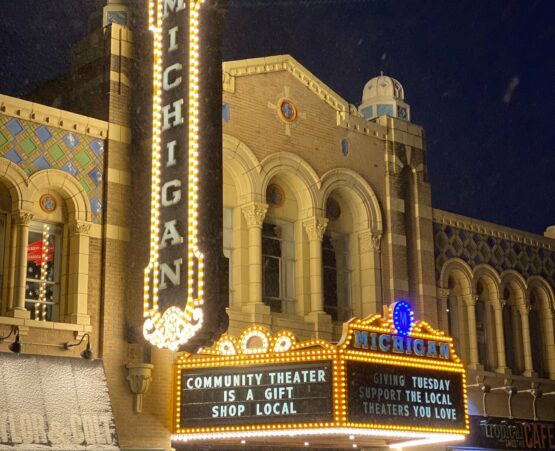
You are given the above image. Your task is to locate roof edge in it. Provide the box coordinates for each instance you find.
[223,54,357,116]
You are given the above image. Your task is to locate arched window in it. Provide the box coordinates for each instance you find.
[475,280,497,371]
[0,213,5,310]
[322,233,351,321]
[446,277,461,355]
[475,298,489,369]
[502,286,524,374]
[447,295,460,350]
[222,207,233,307]
[529,291,547,378]
[262,219,295,314]
[440,265,472,364]
[0,181,10,312]
[25,221,63,321]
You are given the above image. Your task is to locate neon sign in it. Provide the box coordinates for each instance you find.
[143,0,228,351]
[392,300,414,336]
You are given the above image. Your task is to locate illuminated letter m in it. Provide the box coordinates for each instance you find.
[163,0,185,18]
[354,330,369,349]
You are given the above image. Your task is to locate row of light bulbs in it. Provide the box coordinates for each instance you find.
[143,0,206,351]
[173,321,469,437]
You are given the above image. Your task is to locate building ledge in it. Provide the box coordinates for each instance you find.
[0,315,92,335]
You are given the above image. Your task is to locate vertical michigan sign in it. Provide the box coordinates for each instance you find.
[144,0,228,352]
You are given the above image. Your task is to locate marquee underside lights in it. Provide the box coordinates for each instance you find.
[172,303,470,447]
[143,0,228,351]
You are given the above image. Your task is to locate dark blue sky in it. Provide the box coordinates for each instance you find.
[1,0,554,234]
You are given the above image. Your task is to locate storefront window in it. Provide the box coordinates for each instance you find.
[25,222,62,321]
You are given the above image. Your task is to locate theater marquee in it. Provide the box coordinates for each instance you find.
[172,302,470,448]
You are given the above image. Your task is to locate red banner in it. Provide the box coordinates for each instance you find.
[27,240,54,265]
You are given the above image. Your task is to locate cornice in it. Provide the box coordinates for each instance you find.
[432,208,554,251]
[0,94,115,140]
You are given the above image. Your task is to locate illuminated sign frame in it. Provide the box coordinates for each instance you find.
[144,0,228,352]
[174,325,341,434]
[338,310,469,434]
[172,305,470,445]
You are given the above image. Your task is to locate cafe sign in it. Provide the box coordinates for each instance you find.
[172,302,469,447]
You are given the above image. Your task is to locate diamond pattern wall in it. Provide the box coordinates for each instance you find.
[0,114,104,223]
[433,222,555,288]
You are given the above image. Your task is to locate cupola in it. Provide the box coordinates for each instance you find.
[358,72,411,121]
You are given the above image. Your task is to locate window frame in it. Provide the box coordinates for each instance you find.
[262,219,295,314]
[0,213,6,313]
[25,220,63,322]
[322,232,351,322]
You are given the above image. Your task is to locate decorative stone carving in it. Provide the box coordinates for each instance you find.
[358,231,371,252]
[126,363,154,413]
[303,217,328,241]
[358,230,382,252]
[370,232,382,252]
[12,211,33,226]
[438,288,450,300]
[463,294,479,307]
[241,202,268,228]
[69,220,92,235]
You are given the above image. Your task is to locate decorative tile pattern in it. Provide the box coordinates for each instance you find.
[35,125,52,143]
[433,222,555,288]
[5,148,22,164]
[0,114,105,223]
[6,118,24,136]
[0,131,8,147]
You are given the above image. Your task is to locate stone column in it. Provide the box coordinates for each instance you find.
[359,230,382,317]
[544,310,555,378]
[437,287,450,331]
[11,211,33,318]
[241,202,268,308]
[67,220,92,325]
[303,217,328,314]
[494,299,509,374]
[519,306,535,377]
[463,294,480,368]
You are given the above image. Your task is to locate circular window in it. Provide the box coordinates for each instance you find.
[266,184,285,207]
[277,99,297,122]
[39,194,57,213]
[326,198,341,221]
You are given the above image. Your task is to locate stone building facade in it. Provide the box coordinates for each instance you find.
[0,1,553,450]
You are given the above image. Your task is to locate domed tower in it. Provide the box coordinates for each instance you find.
[358,72,411,121]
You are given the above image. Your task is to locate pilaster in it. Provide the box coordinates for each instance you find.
[303,217,328,315]
[358,230,383,317]
[10,211,33,319]
[66,220,93,325]
[241,202,269,318]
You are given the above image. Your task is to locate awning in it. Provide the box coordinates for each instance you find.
[0,353,119,450]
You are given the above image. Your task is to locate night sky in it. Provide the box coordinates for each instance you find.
[1,0,553,234]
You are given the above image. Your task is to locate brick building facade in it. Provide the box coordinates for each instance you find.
[0,1,553,450]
